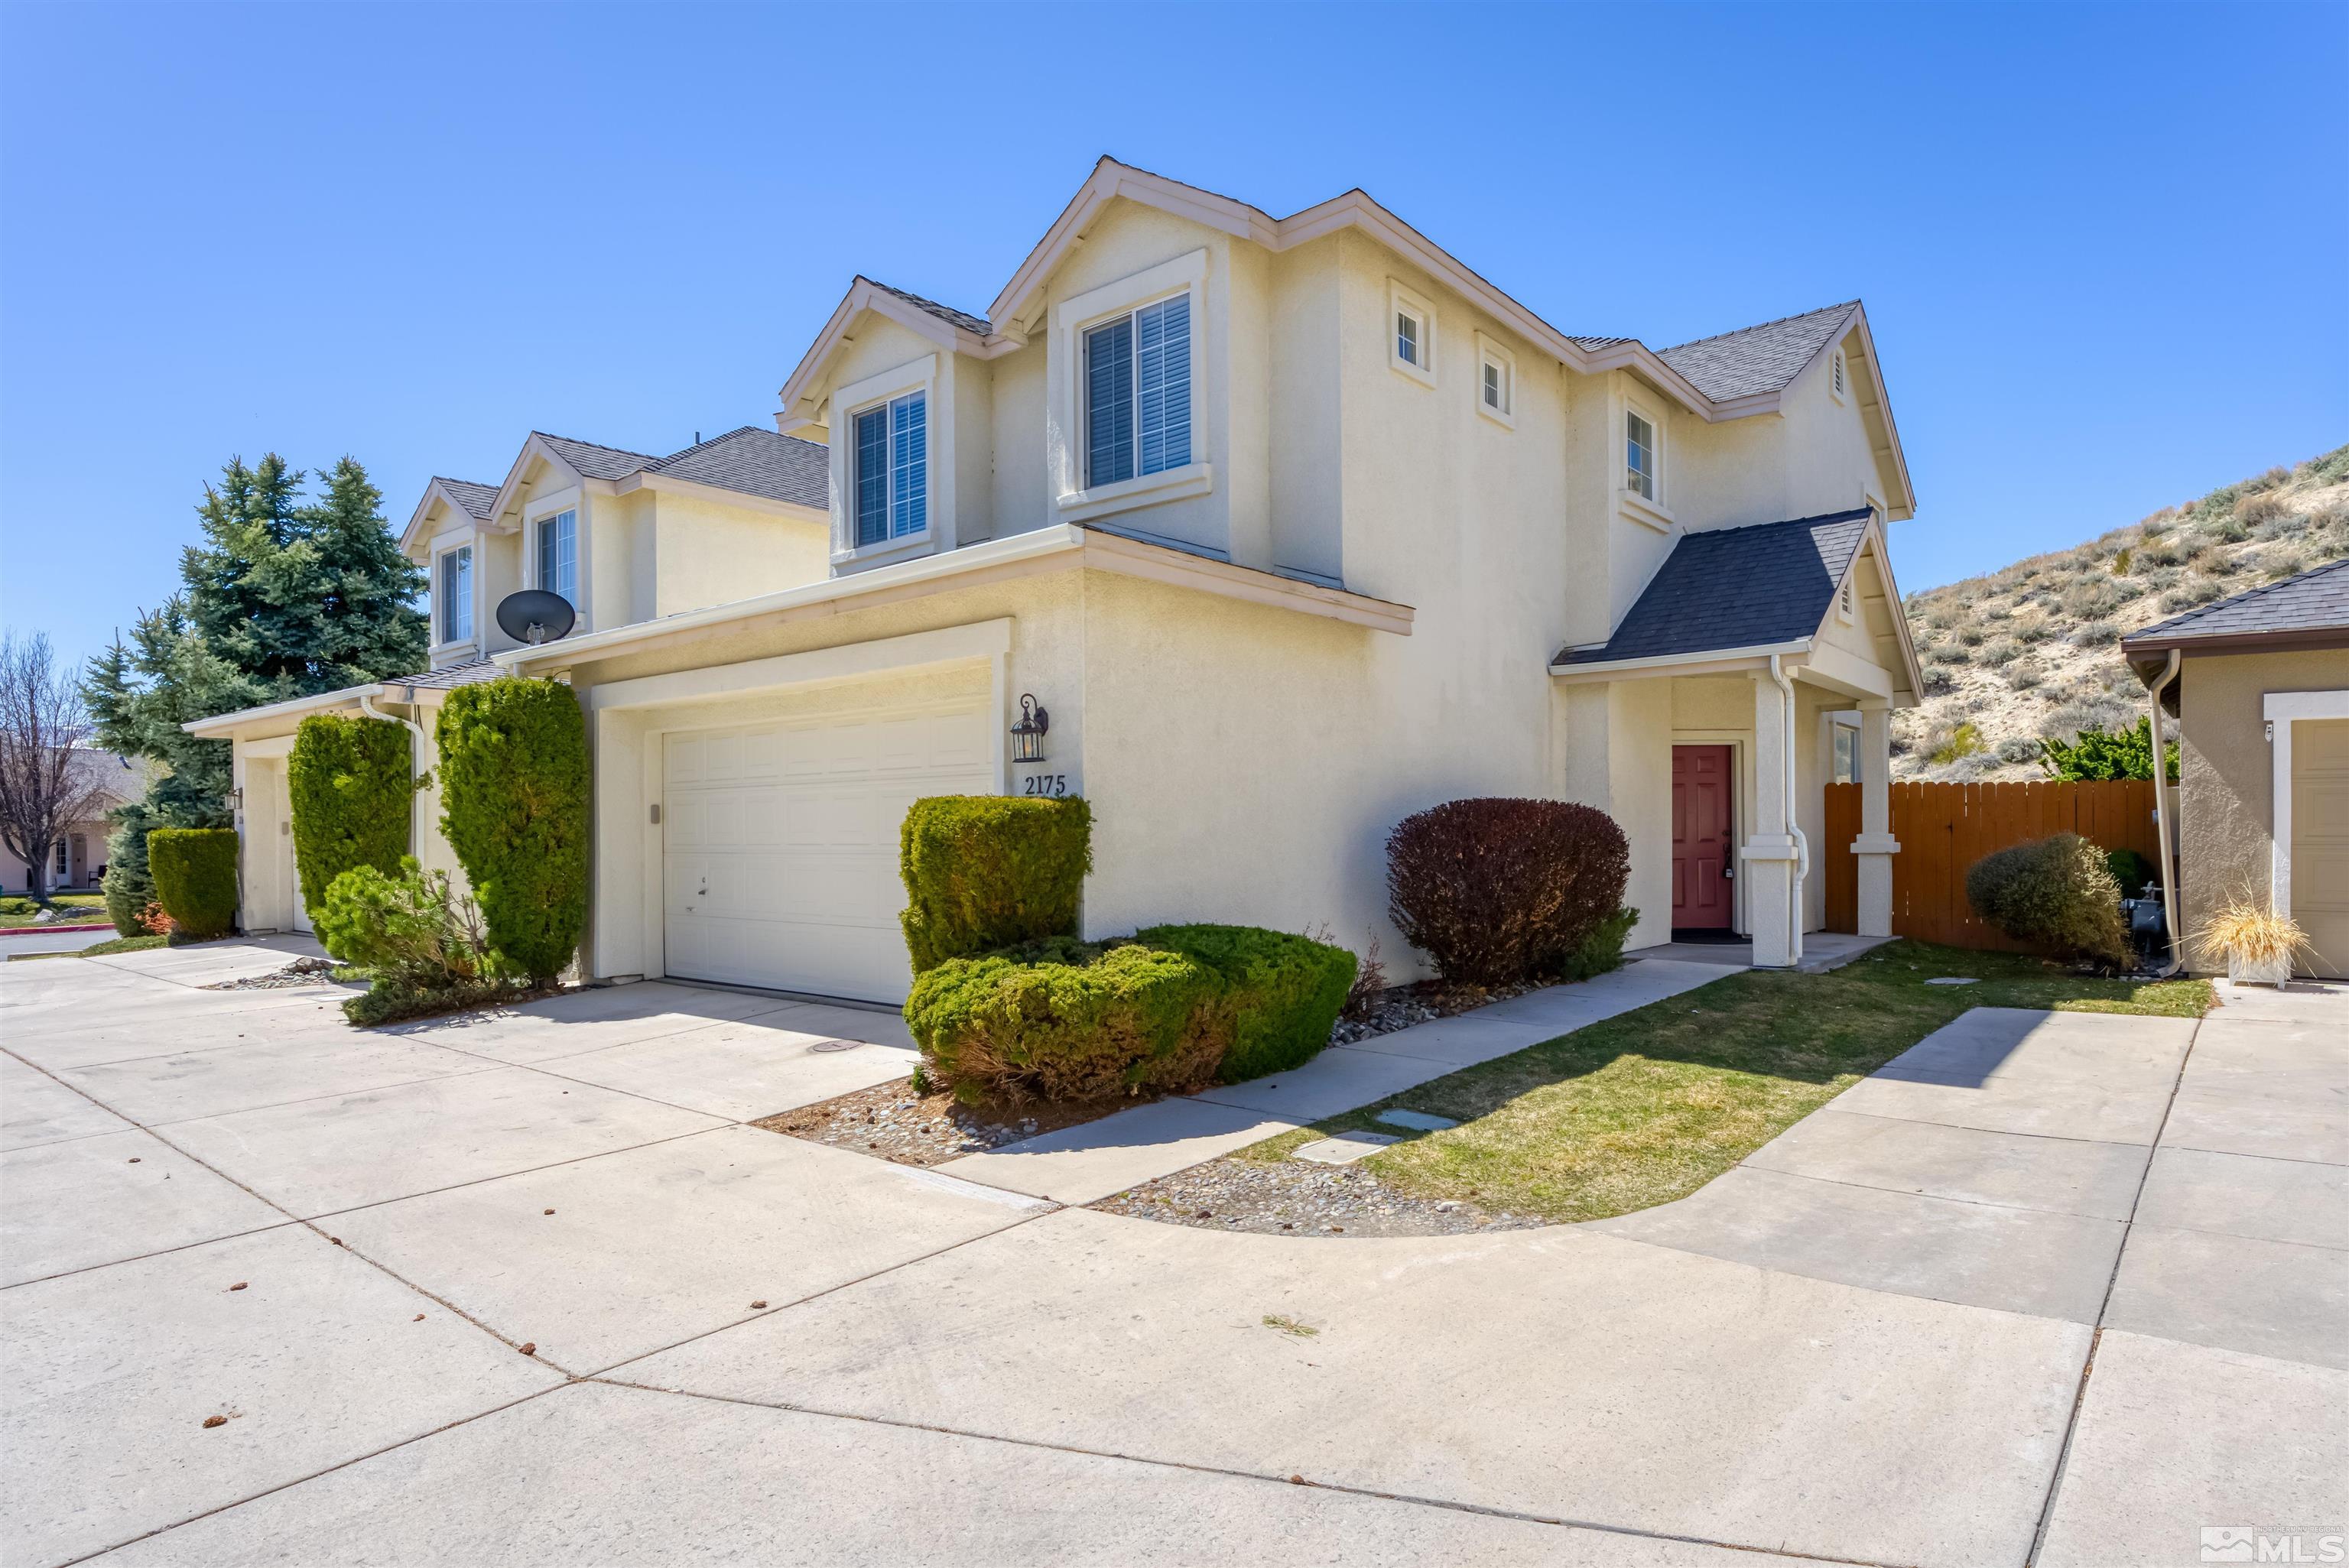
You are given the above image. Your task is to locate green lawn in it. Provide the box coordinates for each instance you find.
[1237,940,2214,1225]
[0,894,108,929]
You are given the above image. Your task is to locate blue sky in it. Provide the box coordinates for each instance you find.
[2,1,2343,669]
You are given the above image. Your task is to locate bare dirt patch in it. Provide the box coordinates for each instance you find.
[1092,1157,1539,1238]
[755,1077,1144,1167]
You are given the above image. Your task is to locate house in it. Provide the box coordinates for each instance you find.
[0,748,150,895]
[2123,557,2349,978]
[184,426,830,933]
[191,159,1921,1002]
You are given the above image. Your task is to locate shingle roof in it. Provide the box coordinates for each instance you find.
[529,427,828,510]
[864,277,993,336]
[433,478,499,521]
[1554,508,1874,667]
[1655,302,1857,402]
[2123,557,2349,648]
[388,657,506,693]
[532,432,664,482]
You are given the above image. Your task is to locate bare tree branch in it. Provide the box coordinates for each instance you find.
[0,632,113,901]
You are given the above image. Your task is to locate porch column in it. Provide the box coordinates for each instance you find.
[1851,700,1900,937]
[1743,673,1800,968]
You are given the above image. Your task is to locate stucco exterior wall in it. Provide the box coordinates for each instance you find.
[651,489,830,618]
[2176,647,2349,968]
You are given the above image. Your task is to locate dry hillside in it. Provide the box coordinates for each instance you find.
[1893,445,2349,780]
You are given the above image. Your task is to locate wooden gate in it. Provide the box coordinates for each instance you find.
[1823,780,2160,950]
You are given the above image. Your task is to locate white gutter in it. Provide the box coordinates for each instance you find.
[357,692,433,865]
[181,684,381,739]
[2142,649,2183,974]
[1548,639,1813,680]
[1769,653,1810,967]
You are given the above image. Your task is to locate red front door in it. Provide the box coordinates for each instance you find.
[1672,745,1733,930]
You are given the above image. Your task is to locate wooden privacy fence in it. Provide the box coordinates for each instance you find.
[1823,780,2160,950]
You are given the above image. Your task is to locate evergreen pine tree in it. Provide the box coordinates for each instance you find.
[83,597,261,828]
[301,456,429,688]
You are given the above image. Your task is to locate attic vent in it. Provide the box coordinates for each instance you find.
[1839,579,1855,620]
[1831,350,1847,398]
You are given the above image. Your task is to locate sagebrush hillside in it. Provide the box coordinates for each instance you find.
[1893,445,2349,780]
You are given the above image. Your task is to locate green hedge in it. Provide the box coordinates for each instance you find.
[147,827,239,940]
[1137,924,1354,1082]
[1965,833,2127,966]
[435,679,589,982]
[899,795,1092,973]
[905,937,1231,1105]
[289,714,417,924]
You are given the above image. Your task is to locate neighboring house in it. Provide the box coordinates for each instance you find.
[2123,557,2349,978]
[192,159,1920,1002]
[0,748,151,895]
[184,425,831,933]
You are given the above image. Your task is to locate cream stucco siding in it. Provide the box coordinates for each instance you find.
[2175,647,2349,975]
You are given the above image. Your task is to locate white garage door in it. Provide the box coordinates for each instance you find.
[661,702,993,1003]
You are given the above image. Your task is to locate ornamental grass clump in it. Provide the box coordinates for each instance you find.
[1964,833,2127,967]
[2191,898,2309,979]
[1385,798,1631,988]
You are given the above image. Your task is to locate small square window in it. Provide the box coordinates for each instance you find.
[1474,335,1515,426]
[1388,282,1435,385]
[1626,411,1657,501]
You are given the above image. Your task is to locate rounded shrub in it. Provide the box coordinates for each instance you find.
[147,827,239,940]
[434,679,589,982]
[1964,833,2127,966]
[899,795,1092,973]
[1385,798,1631,988]
[905,938,1231,1105]
[288,713,416,924]
[1137,924,1355,1082]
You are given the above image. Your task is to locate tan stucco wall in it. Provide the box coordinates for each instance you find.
[651,489,830,618]
[2176,647,2349,971]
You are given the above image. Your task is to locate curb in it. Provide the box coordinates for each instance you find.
[0,922,115,937]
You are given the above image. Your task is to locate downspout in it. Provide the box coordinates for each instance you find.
[2142,649,2183,975]
[1768,654,1810,966]
[358,691,430,862]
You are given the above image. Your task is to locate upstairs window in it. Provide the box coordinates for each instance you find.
[1476,333,1516,426]
[853,391,927,547]
[437,545,473,642]
[1084,294,1191,487]
[537,511,578,606]
[1626,411,1657,500]
[1389,281,1435,385]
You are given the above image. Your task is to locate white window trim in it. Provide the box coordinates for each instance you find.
[1473,332,1516,429]
[1048,248,1213,524]
[1829,348,1848,405]
[1389,280,1435,387]
[2262,688,2349,927]
[431,538,477,651]
[828,354,940,566]
[523,487,587,633]
[1618,389,1674,530]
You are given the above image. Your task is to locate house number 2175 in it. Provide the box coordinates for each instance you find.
[1021,774,1069,798]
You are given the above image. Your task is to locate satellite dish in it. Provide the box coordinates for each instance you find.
[495,589,577,645]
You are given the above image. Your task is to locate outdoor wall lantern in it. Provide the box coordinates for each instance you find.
[1010,694,1050,763]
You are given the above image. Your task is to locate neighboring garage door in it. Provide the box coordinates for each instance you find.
[2291,718,2349,979]
[661,702,993,1003]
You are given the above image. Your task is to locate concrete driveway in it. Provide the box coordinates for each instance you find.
[2,942,2341,1567]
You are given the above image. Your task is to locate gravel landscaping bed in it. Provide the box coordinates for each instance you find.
[205,956,350,991]
[1091,1157,1543,1238]
[757,1077,1135,1167]
[1330,977,1535,1046]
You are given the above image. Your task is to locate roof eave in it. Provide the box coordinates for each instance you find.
[2121,627,2349,659]
[181,684,382,739]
